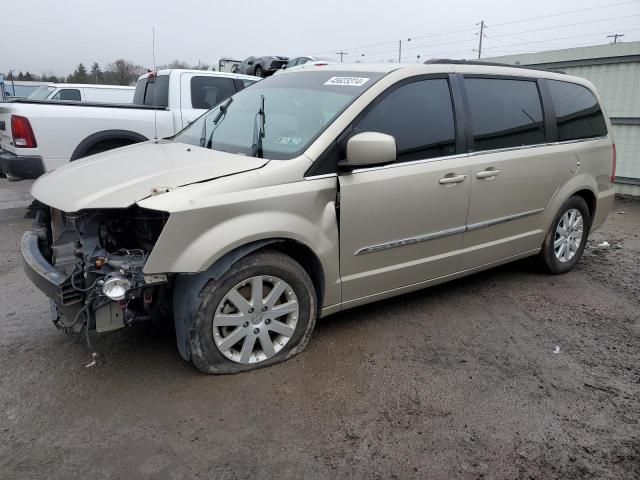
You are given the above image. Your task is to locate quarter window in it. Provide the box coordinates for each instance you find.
[190,76,236,110]
[354,79,456,162]
[465,78,544,151]
[547,80,607,141]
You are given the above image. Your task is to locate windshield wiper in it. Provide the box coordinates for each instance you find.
[201,97,233,148]
[251,94,266,158]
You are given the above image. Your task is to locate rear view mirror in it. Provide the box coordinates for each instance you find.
[342,132,396,169]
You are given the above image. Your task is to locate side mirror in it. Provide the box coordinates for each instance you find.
[342,132,396,169]
[247,60,254,66]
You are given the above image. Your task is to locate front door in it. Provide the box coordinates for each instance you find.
[339,78,470,302]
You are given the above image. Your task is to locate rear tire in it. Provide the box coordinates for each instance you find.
[539,196,591,274]
[190,250,317,374]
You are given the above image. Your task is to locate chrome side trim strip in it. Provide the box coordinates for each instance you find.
[466,208,544,231]
[354,208,544,255]
[354,226,466,256]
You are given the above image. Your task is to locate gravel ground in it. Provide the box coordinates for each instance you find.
[0,179,638,479]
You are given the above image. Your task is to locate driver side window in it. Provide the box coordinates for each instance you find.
[353,78,456,162]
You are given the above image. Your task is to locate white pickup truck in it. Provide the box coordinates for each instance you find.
[0,69,259,180]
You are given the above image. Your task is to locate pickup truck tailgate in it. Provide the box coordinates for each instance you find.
[0,105,16,154]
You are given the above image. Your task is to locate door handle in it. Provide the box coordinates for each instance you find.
[476,169,501,179]
[439,174,467,185]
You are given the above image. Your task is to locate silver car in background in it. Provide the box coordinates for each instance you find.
[22,62,615,374]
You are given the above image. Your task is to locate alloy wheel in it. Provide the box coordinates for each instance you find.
[554,208,584,263]
[213,275,299,364]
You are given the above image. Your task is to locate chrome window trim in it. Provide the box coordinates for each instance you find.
[349,153,469,174]
[354,208,544,255]
[303,173,338,181]
[337,136,609,176]
[304,134,609,178]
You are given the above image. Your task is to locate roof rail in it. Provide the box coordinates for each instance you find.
[423,58,565,74]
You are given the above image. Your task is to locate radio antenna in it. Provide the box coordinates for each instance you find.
[152,26,158,141]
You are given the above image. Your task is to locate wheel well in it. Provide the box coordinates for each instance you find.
[258,240,325,310]
[84,138,137,156]
[573,189,596,220]
[70,130,148,160]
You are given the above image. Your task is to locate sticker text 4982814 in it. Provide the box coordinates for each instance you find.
[324,77,370,87]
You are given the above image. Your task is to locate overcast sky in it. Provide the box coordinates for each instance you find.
[3,0,639,75]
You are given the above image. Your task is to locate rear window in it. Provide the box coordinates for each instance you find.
[465,78,544,152]
[547,80,607,141]
[133,75,169,107]
[190,76,236,109]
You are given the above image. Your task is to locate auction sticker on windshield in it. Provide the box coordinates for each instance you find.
[324,77,370,87]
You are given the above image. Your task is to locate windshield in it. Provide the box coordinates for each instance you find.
[173,71,385,160]
[27,86,55,100]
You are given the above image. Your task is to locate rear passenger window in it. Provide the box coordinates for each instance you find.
[354,79,456,162]
[465,78,544,151]
[547,80,607,141]
[191,76,236,110]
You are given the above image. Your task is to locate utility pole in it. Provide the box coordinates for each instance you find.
[336,51,347,63]
[477,20,485,59]
[607,33,625,43]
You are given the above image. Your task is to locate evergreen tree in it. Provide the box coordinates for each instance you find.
[90,62,103,83]
[72,63,88,83]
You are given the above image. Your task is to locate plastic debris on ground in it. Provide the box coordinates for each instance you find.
[553,345,561,354]
[597,241,610,248]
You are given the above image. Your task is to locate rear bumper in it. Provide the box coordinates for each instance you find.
[592,188,615,232]
[21,230,68,303]
[0,149,45,179]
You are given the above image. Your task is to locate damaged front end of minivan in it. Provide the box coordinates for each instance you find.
[23,205,172,337]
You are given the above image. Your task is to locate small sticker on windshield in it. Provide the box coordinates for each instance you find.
[324,76,370,87]
[276,136,302,145]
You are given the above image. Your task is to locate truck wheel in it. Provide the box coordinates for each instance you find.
[190,250,317,374]
[539,196,591,274]
[254,65,264,77]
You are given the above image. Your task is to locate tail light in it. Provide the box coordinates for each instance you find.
[611,143,617,183]
[11,115,37,148]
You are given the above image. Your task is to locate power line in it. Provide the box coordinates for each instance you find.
[482,26,640,51]
[490,13,640,38]
[491,0,640,27]
[312,25,478,56]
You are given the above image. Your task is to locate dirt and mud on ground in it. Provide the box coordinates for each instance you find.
[0,179,638,479]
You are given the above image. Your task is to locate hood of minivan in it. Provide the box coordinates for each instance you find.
[31,141,269,212]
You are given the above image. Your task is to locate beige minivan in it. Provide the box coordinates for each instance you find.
[23,61,615,374]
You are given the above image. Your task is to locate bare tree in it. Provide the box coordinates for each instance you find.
[104,59,146,85]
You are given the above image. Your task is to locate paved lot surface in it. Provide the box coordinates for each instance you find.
[1,178,638,479]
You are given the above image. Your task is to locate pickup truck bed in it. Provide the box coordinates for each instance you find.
[0,69,259,179]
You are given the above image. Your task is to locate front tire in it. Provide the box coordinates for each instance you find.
[539,196,591,274]
[254,65,264,77]
[190,250,317,374]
